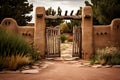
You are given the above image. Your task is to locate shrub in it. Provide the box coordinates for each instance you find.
[60,34,67,43]
[0,28,40,70]
[90,47,120,65]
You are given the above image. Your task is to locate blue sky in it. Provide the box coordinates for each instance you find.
[28,0,90,23]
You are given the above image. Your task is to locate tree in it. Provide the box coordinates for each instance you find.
[46,7,63,27]
[85,0,120,25]
[0,0,33,26]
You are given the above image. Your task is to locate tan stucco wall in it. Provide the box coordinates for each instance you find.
[93,19,120,50]
[34,7,46,58]
[82,6,93,59]
[18,26,34,43]
[93,25,111,49]
[1,6,120,59]
[1,18,18,33]
[110,19,120,46]
[0,18,34,43]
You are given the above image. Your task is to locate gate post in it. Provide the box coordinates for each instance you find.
[82,6,93,59]
[34,7,46,58]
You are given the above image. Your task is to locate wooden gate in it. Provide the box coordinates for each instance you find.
[45,27,60,57]
[73,26,82,58]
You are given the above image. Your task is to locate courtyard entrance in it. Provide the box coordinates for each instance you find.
[45,26,82,58]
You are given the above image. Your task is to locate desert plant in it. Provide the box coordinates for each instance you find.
[60,34,67,43]
[0,28,40,70]
[90,47,120,65]
[0,29,31,56]
[0,54,30,70]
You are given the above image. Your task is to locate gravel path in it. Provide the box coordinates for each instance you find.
[61,42,73,58]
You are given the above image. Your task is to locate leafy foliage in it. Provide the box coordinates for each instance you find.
[60,34,67,43]
[0,0,33,26]
[85,0,120,25]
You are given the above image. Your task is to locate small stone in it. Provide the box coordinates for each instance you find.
[0,71,5,74]
[92,65,102,68]
[45,62,54,64]
[83,63,90,66]
[33,63,40,66]
[22,66,30,70]
[21,69,39,74]
[112,65,120,68]
[41,64,48,69]
[54,58,64,61]
[63,57,77,61]
[4,71,20,74]
[32,66,40,69]
[46,58,54,60]
[102,65,111,68]
[78,65,85,67]
[39,61,42,64]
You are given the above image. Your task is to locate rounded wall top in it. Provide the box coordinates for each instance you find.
[0,18,18,33]
[111,18,120,30]
[1,18,18,27]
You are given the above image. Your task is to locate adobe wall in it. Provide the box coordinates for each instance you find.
[93,25,111,49]
[1,6,120,59]
[93,19,120,50]
[110,19,120,46]
[0,18,34,43]
[82,6,93,59]
[34,7,46,58]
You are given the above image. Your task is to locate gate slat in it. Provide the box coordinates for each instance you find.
[46,27,60,58]
[72,26,82,58]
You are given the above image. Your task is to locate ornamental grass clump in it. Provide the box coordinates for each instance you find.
[0,54,30,70]
[90,47,120,65]
[0,28,40,70]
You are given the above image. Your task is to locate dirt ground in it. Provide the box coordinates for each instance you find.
[0,60,120,80]
[0,42,120,80]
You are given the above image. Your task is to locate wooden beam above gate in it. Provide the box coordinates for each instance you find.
[45,15,82,20]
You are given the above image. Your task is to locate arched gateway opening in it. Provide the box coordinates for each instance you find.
[34,6,93,59]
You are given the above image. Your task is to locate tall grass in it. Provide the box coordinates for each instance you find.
[0,54,30,70]
[0,28,32,56]
[0,27,40,70]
